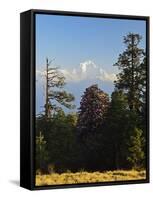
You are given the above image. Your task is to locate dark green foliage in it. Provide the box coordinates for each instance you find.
[77,84,109,170]
[36,132,48,172]
[48,90,75,110]
[110,32,146,170]
[138,56,147,137]
[36,111,80,173]
[114,33,145,111]
[47,111,79,172]
[105,91,129,169]
[127,127,145,169]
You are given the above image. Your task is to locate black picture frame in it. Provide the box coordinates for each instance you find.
[20,9,150,190]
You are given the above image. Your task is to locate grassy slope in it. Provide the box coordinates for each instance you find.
[36,170,146,186]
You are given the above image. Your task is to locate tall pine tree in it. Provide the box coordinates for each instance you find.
[113,33,146,169]
[114,33,145,112]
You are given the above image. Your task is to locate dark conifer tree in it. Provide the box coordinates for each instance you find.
[114,33,145,112]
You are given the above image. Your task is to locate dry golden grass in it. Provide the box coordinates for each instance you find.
[35,170,146,186]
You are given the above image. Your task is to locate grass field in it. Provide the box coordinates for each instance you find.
[35,170,146,186]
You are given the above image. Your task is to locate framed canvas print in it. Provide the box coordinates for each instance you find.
[20,9,149,190]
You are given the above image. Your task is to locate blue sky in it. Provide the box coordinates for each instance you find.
[36,14,146,114]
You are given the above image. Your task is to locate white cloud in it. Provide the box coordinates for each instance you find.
[36,60,117,83]
[59,60,116,82]
[36,69,46,77]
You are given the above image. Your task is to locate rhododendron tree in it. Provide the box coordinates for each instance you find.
[77,84,109,136]
[77,84,110,170]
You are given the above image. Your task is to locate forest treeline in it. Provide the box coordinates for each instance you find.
[36,33,147,174]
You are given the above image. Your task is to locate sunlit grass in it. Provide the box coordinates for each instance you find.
[35,169,146,186]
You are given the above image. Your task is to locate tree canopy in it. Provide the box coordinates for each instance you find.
[35,33,147,174]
